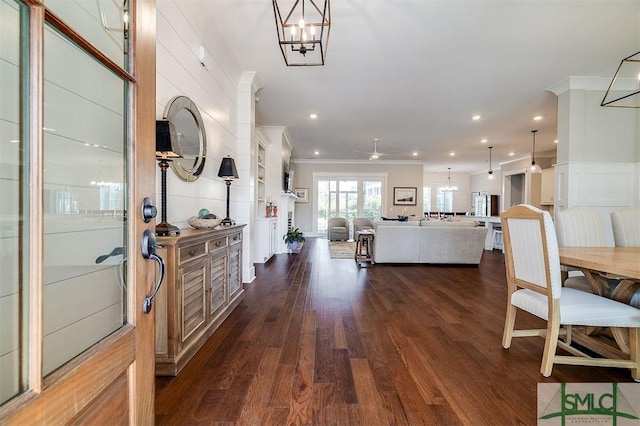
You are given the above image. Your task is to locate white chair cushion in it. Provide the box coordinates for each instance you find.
[512,287,640,327]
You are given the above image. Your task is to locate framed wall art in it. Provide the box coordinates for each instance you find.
[294,188,309,203]
[393,187,417,205]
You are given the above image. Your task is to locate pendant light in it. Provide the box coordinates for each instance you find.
[487,146,494,179]
[443,167,458,192]
[529,130,542,173]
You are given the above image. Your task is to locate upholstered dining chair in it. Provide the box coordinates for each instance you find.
[353,217,374,235]
[501,204,640,379]
[328,217,349,241]
[611,208,640,247]
[555,207,615,293]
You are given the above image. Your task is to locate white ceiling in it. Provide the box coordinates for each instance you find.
[181,0,640,173]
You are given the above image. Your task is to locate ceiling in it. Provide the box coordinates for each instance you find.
[179,0,640,173]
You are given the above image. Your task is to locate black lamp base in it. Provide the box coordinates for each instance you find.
[220,217,235,226]
[156,221,180,236]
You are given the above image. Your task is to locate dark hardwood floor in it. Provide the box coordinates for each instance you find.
[155,237,632,425]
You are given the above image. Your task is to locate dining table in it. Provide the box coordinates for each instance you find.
[558,246,640,357]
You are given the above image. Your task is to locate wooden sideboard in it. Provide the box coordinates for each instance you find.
[154,225,245,376]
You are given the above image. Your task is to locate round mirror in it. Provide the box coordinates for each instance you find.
[164,96,206,182]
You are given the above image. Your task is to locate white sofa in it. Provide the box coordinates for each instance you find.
[372,219,488,264]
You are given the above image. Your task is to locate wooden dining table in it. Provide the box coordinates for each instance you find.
[558,246,640,357]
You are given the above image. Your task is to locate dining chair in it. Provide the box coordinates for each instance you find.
[555,207,616,293]
[611,208,640,247]
[501,204,640,379]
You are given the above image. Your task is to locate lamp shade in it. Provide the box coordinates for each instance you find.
[218,156,239,180]
[156,120,182,159]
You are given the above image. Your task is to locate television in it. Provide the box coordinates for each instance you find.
[284,168,295,193]
[282,147,294,192]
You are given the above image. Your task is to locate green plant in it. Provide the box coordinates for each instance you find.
[283,227,305,244]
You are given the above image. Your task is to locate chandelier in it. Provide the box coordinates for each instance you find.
[272,0,331,66]
[529,130,542,173]
[443,168,458,192]
[601,51,640,108]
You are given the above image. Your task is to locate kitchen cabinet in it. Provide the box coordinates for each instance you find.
[541,168,554,205]
[254,218,277,263]
[155,226,245,376]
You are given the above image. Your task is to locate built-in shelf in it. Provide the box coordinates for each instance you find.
[257,140,266,203]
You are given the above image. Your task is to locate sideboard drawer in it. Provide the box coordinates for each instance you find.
[179,242,207,264]
[229,232,242,245]
[209,236,228,251]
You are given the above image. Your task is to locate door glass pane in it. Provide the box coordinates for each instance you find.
[317,179,329,234]
[42,24,127,376]
[362,180,382,220]
[0,0,28,405]
[45,0,128,68]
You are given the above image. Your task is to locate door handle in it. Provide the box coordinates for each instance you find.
[141,229,165,314]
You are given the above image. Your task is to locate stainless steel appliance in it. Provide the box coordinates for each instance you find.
[472,192,499,217]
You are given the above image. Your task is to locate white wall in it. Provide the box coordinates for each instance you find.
[423,171,473,213]
[156,1,242,229]
[156,1,257,282]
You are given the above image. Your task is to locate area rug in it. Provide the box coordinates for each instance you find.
[328,241,356,259]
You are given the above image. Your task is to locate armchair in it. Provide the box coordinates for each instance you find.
[353,217,374,235]
[328,217,349,241]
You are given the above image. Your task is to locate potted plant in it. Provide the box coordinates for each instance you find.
[283,227,305,252]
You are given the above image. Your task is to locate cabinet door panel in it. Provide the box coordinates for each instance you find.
[229,246,242,296]
[180,262,206,342]
[210,252,227,315]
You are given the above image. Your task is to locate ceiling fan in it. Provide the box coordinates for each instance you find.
[353,138,400,160]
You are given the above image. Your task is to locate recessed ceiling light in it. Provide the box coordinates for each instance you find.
[509,152,515,156]
[554,139,558,144]
[481,138,488,143]
[449,152,455,156]
[472,115,481,121]
[309,113,318,119]
[9,140,19,144]
[412,152,418,156]
[314,150,319,155]
[533,115,543,121]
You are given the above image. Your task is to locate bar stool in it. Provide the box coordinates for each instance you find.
[355,230,375,265]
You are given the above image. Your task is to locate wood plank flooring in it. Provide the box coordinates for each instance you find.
[155,237,633,425]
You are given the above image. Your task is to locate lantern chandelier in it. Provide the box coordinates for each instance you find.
[272,0,331,66]
[601,51,640,108]
[443,168,458,192]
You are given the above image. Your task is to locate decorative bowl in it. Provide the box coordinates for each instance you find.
[187,216,222,229]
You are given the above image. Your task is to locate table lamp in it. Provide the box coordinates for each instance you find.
[155,119,182,235]
[217,156,239,225]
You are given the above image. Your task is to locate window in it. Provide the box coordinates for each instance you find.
[423,186,431,215]
[316,176,384,236]
[436,187,453,212]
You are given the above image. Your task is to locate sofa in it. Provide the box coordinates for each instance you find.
[372,219,488,264]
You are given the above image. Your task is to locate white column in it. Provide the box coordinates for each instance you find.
[548,77,640,245]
